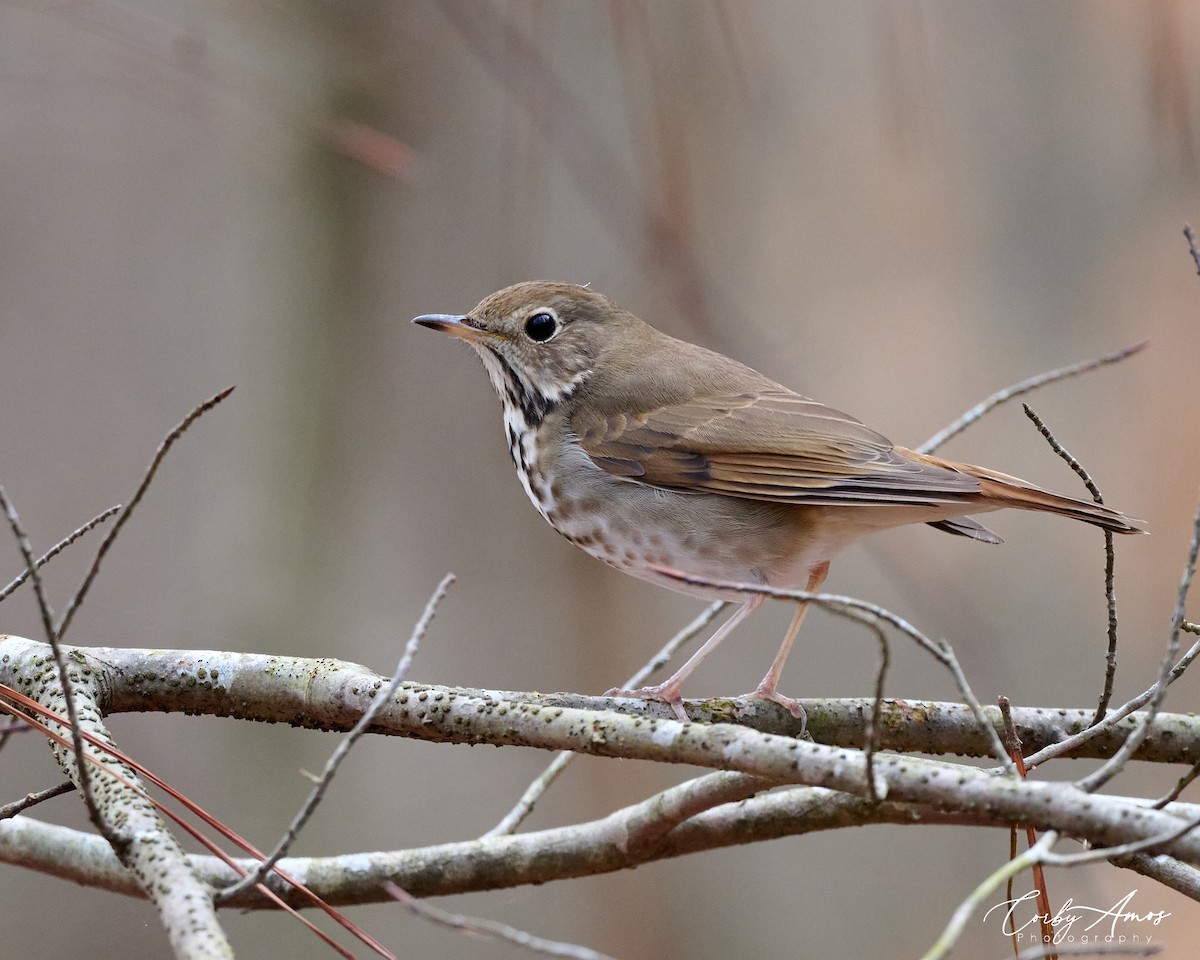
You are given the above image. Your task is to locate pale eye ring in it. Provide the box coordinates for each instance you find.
[524,311,558,342]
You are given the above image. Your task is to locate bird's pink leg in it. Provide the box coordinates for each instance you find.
[751,561,830,726]
[606,595,764,721]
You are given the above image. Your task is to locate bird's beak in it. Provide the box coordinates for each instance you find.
[412,314,491,343]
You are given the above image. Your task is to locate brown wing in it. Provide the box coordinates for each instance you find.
[573,388,984,506]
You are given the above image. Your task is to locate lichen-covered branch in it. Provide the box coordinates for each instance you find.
[5,784,1197,909]
[1,641,231,958]
[2,638,1189,764]
[5,635,1200,898]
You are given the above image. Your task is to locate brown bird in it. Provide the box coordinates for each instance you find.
[414,281,1142,722]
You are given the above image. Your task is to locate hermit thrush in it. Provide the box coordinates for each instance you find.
[414,281,1141,722]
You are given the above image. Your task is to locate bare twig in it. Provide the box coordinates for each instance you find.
[1153,759,1200,808]
[0,489,59,667]
[0,719,30,757]
[216,573,455,904]
[1114,851,1200,901]
[0,721,29,760]
[651,566,1014,772]
[1041,810,1200,867]
[1021,404,1107,504]
[1023,632,1200,769]
[0,781,75,820]
[1076,491,1200,793]
[483,600,726,838]
[625,601,728,690]
[617,771,774,862]
[999,696,1055,956]
[482,751,576,840]
[920,832,1059,960]
[0,486,110,842]
[863,618,889,803]
[917,341,1148,456]
[0,504,121,604]
[55,386,235,643]
[11,781,1200,911]
[1,390,233,858]
[1184,223,1200,275]
[385,883,620,960]
[1021,404,1120,725]
[0,678,393,957]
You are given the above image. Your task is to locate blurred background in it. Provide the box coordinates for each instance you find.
[3,2,1200,957]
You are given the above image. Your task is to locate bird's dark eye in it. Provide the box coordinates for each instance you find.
[524,311,558,342]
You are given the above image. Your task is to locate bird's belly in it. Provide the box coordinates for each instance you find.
[538,466,831,602]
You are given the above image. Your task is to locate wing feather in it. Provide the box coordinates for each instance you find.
[573,387,983,506]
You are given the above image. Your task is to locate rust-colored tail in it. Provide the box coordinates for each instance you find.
[910,450,1145,535]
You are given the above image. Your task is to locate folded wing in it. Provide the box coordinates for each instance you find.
[573,388,983,506]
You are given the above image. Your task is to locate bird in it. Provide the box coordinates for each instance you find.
[413,281,1142,722]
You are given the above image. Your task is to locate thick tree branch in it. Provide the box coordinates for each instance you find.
[5,787,1197,909]
[5,636,1200,893]
[2,639,1191,764]
[1,644,231,958]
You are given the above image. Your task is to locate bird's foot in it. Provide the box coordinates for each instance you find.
[749,683,808,735]
[603,683,691,722]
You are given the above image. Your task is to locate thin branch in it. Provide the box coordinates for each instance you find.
[14,643,1200,866]
[920,832,1059,960]
[1184,223,1200,275]
[999,695,1055,953]
[1021,404,1107,504]
[55,386,235,642]
[1020,404,1120,725]
[483,600,726,838]
[1023,632,1200,769]
[11,778,1200,910]
[1114,851,1200,901]
[0,719,30,758]
[917,341,1148,455]
[0,645,234,955]
[1041,810,1200,866]
[1075,490,1200,793]
[625,601,728,689]
[482,750,576,840]
[0,721,29,738]
[384,883,620,960]
[0,485,110,842]
[1153,759,1200,809]
[26,638,1196,765]
[215,573,455,903]
[0,781,75,820]
[863,617,889,803]
[617,771,774,860]
[0,504,121,604]
[0,678,392,958]
[650,567,1014,772]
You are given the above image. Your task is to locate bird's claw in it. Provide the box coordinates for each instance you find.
[750,685,808,735]
[603,684,692,722]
